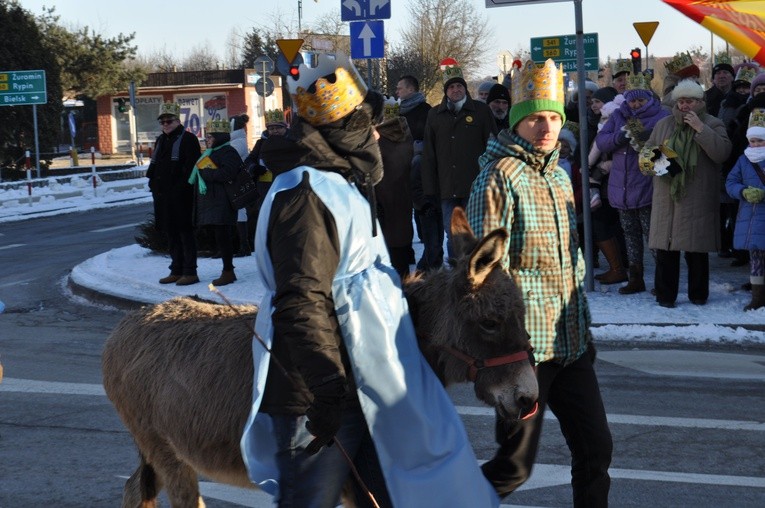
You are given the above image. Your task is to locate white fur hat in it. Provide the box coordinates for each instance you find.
[671,79,704,101]
[600,101,620,119]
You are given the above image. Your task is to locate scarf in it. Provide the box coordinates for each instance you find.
[664,107,702,201]
[479,129,560,174]
[447,96,467,114]
[399,92,426,114]
[188,141,231,195]
[745,146,765,163]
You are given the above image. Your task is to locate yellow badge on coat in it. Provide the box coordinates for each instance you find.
[466,116,474,123]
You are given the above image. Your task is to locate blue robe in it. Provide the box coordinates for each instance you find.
[240,166,498,507]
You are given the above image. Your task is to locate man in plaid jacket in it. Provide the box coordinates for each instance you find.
[467,60,612,508]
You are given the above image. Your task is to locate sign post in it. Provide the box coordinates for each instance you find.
[0,70,47,177]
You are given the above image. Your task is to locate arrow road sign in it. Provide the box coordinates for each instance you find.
[254,55,275,75]
[530,33,599,73]
[350,20,385,59]
[341,0,391,21]
[0,69,47,106]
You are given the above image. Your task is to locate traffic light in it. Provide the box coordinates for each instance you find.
[288,65,300,80]
[117,98,127,113]
[630,48,642,73]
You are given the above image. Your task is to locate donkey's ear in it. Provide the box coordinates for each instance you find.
[468,228,509,287]
[451,207,478,259]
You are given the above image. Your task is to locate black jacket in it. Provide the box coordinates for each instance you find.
[401,101,431,142]
[146,125,201,231]
[193,144,241,226]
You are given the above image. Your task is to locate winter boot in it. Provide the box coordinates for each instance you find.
[744,284,765,311]
[175,275,200,286]
[235,222,251,257]
[594,239,628,284]
[159,273,182,284]
[618,263,645,294]
[212,270,237,286]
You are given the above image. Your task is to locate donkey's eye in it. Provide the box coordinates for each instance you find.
[479,320,500,333]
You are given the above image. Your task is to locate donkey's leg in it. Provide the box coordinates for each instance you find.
[148,444,205,508]
[122,453,162,508]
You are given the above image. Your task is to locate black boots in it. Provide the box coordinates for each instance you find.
[618,263,646,294]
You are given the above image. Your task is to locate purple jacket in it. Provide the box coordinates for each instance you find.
[595,98,670,210]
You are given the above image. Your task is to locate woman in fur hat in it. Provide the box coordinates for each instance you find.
[645,79,732,307]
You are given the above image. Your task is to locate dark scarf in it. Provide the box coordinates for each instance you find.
[399,92,427,114]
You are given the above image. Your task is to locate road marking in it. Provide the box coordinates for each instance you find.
[456,406,765,431]
[4,379,763,433]
[90,222,140,233]
[0,243,24,251]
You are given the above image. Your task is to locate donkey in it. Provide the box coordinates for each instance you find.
[102,208,537,507]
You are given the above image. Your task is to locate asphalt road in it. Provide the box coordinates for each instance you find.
[1,203,763,507]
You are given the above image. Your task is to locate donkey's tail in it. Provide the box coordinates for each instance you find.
[122,452,160,508]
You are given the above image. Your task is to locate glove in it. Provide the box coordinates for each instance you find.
[616,131,628,145]
[742,186,765,204]
[304,380,346,455]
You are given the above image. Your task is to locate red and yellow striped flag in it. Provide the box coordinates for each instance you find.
[663,0,765,65]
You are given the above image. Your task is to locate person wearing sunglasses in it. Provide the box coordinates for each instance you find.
[146,102,202,286]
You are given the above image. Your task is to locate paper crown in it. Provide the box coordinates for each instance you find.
[716,53,732,65]
[664,52,694,75]
[511,59,565,106]
[264,109,286,126]
[158,102,180,119]
[206,119,230,134]
[442,63,464,84]
[383,97,400,120]
[626,72,652,91]
[612,59,633,77]
[286,52,368,126]
[749,109,765,129]
[563,120,580,138]
[735,66,757,85]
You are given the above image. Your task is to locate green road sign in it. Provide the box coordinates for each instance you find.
[530,33,599,73]
[0,69,47,106]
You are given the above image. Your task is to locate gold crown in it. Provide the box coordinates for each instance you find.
[511,59,565,106]
[612,58,633,77]
[442,64,464,84]
[158,101,180,118]
[287,52,367,126]
[749,109,765,129]
[664,52,694,75]
[626,72,652,91]
[206,119,230,134]
[264,109,286,125]
[735,66,757,84]
[383,97,400,120]
[716,53,732,65]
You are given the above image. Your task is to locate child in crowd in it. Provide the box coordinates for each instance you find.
[726,109,765,311]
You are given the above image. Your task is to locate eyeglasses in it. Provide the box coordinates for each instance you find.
[158,119,176,125]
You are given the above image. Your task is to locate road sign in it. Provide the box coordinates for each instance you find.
[350,21,385,59]
[0,69,47,106]
[497,50,512,74]
[341,0,391,21]
[633,22,660,47]
[276,39,304,64]
[530,33,599,73]
[254,55,275,75]
[254,77,274,98]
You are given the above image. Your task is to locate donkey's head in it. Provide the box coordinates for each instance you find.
[405,208,538,421]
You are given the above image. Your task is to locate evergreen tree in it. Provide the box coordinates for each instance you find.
[240,28,279,69]
[0,0,62,168]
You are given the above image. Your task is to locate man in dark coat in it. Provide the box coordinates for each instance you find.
[487,83,511,132]
[422,64,497,258]
[704,62,734,117]
[397,74,442,271]
[146,102,201,285]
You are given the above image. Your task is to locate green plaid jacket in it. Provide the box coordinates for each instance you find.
[467,131,591,365]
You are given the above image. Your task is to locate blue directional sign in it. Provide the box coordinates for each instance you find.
[350,21,385,60]
[341,0,391,21]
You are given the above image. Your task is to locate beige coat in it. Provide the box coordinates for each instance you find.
[647,103,731,252]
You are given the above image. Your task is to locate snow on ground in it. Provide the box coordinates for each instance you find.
[4,169,764,343]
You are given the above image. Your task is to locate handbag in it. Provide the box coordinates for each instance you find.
[224,163,260,209]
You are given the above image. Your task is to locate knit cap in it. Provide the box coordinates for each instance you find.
[486,83,510,104]
[592,87,618,104]
[751,72,765,98]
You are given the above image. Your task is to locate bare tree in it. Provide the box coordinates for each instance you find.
[390,0,492,100]
[182,44,222,71]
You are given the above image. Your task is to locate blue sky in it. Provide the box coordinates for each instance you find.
[17,0,730,77]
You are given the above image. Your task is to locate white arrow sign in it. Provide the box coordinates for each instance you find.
[359,23,376,56]
[370,0,390,16]
[343,0,362,16]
